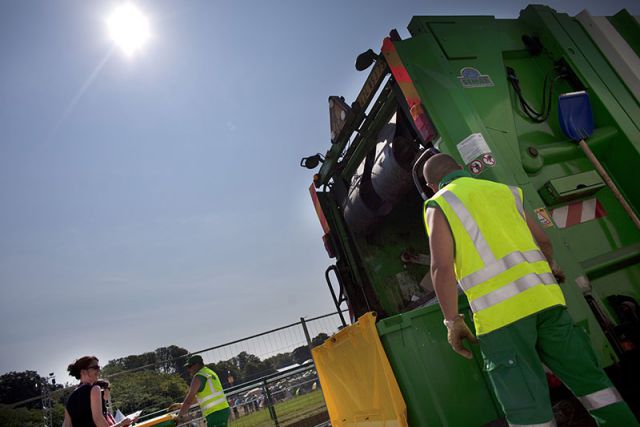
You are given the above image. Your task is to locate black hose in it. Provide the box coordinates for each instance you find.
[507,66,566,123]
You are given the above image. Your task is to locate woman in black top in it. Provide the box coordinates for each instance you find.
[63,356,132,427]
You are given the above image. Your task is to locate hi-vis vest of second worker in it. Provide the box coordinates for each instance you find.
[424,177,565,335]
[195,367,230,417]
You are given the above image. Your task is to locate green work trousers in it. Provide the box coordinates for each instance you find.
[205,407,230,427]
[478,306,638,426]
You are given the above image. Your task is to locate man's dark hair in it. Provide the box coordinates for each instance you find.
[423,153,462,187]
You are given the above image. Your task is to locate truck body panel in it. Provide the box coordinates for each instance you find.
[309,5,640,425]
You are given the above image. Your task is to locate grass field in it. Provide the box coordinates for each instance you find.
[229,390,327,427]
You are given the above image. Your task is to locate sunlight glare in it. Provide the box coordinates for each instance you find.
[107,3,150,56]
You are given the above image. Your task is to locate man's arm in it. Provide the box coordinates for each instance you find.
[427,205,478,359]
[525,211,565,282]
[178,376,202,419]
[525,211,553,262]
[426,206,458,320]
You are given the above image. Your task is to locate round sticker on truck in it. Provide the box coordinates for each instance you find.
[482,153,496,167]
[469,160,484,175]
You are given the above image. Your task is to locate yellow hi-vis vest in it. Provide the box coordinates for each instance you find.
[425,177,565,335]
[195,367,229,416]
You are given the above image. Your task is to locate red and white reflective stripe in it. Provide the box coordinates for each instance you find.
[381,38,436,143]
[551,198,606,228]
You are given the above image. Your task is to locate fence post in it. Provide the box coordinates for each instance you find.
[41,376,53,427]
[263,378,279,426]
[300,316,330,421]
[300,317,312,348]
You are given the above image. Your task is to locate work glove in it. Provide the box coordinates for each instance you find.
[444,314,478,359]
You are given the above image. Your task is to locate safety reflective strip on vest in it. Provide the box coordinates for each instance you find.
[201,395,228,411]
[199,377,223,402]
[459,250,547,291]
[200,389,224,403]
[470,272,557,312]
[439,189,557,313]
[509,186,525,219]
[195,369,228,414]
[578,387,623,411]
[441,191,495,265]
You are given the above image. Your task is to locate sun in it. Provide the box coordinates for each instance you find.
[107,3,150,56]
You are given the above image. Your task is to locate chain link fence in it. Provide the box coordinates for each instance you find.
[7,311,345,427]
[110,311,346,427]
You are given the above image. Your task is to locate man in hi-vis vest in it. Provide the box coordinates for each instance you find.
[178,355,230,426]
[423,153,637,426]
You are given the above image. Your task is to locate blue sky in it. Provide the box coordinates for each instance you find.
[1,0,638,385]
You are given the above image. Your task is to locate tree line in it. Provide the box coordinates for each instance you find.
[0,334,328,426]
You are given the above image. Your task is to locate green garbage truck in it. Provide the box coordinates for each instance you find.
[303,5,640,426]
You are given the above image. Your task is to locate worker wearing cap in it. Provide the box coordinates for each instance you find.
[178,355,230,427]
[423,153,637,426]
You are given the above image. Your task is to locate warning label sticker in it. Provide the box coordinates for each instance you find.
[481,153,496,167]
[457,133,491,165]
[469,160,484,175]
[535,207,554,228]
